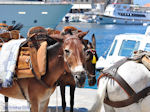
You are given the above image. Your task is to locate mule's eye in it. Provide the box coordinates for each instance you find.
[64,49,70,55]
[83,47,87,52]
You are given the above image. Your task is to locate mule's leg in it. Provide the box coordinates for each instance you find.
[104,104,115,112]
[30,98,39,112]
[90,78,109,112]
[70,85,75,112]
[4,96,9,112]
[60,85,66,112]
[39,99,49,112]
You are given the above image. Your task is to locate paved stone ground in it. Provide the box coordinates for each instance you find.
[0,87,97,112]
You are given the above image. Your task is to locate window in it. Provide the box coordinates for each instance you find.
[144,43,150,51]
[12,20,16,24]
[109,40,117,56]
[118,40,140,57]
[41,12,48,14]
[18,11,26,14]
[34,20,37,23]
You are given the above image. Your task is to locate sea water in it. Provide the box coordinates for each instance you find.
[21,22,148,89]
[56,22,148,89]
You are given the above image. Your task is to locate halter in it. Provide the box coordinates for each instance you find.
[86,48,96,55]
[86,48,97,64]
[64,37,80,43]
[85,48,98,78]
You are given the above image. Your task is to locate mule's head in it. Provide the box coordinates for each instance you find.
[50,31,88,87]
[84,34,98,86]
[63,33,89,87]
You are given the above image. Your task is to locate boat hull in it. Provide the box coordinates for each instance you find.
[98,15,150,25]
[0,2,72,34]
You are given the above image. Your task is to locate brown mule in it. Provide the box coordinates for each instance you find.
[58,34,98,112]
[48,27,97,112]
[1,26,88,112]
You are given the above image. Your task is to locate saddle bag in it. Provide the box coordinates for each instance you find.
[15,41,47,79]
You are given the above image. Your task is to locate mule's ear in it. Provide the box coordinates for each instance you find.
[49,34,63,42]
[92,34,96,49]
[78,31,89,39]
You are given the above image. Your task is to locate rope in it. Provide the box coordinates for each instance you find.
[55,87,58,112]
[102,46,111,57]
[9,31,12,39]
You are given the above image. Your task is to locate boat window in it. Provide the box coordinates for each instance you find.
[12,20,16,25]
[109,40,117,56]
[2,21,6,24]
[118,40,140,57]
[34,20,37,23]
[144,43,150,51]
[99,18,103,20]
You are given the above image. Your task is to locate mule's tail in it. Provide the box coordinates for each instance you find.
[90,78,109,112]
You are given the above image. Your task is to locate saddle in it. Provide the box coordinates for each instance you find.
[15,29,49,79]
[97,51,150,108]
[0,23,21,42]
[132,50,150,70]
[0,27,48,79]
[15,41,47,79]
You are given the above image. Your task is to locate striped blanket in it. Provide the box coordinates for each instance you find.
[0,39,26,88]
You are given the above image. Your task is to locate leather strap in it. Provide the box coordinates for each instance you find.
[99,73,150,108]
[104,86,150,108]
[113,73,136,97]
[28,41,41,79]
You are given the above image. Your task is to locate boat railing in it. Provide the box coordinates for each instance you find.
[0,0,72,4]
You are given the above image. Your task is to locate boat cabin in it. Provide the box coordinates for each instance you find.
[96,26,150,69]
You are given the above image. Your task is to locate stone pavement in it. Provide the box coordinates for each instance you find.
[0,87,97,112]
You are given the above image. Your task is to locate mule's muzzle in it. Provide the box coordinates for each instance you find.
[73,71,86,88]
[88,76,96,86]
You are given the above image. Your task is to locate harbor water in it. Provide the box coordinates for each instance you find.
[20,22,148,89]
[56,22,148,89]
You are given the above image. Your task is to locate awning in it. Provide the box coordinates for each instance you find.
[72,4,92,9]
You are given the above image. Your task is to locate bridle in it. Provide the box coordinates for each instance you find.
[85,48,98,78]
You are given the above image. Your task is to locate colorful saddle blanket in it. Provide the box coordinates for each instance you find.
[0,39,26,87]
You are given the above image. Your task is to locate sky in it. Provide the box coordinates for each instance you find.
[134,0,150,5]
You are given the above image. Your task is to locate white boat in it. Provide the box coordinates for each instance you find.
[62,4,92,23]
[0,0,72,33]
[97,4,150,25]
[62,3,105,23]
[96,26,150,70]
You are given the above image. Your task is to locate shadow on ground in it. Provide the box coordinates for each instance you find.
[48,106,88,112]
